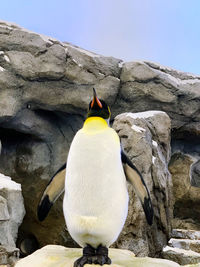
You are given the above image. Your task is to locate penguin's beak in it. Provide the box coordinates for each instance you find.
[91,88,103,108]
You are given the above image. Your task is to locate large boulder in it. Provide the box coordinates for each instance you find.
[0,173,25,247]
[0,172,25,266]
[15,245,181,267]
[115,61,200,136]
[112,111,172,257]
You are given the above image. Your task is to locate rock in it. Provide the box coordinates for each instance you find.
[116,61,200,136]
[191,160,200,187]
[0,245,19,266]
[169,238,200,253]
[173,219,200,232]
[163,229,200,265]
[0,173,25,247]
[172,229,200,240]
[112,111,173,257]
[162,246,200,265]
[169,153,200,229]
[15,245,180,267]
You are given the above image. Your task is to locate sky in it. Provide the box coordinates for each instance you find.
[1,0,200,75]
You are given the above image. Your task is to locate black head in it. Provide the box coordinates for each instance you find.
[87,88,111,120]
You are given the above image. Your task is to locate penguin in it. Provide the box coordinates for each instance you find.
[38,88,153,267]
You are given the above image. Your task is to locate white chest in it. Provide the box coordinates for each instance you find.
[65,127,127,215]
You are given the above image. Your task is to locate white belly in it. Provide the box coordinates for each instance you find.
[63,127,129,248]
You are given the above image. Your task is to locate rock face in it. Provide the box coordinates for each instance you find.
[171,229,200,240]
[162,246,200,266]
[116,61,200,135]
[162,229,200,265]
[0,20,200,255]
[0,173,25,247]
[15,245,181,267]
[112,111,172,257]
[169,153,200,230]
[0,245,19,266]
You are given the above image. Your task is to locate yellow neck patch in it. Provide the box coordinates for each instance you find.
[83,117,108,134]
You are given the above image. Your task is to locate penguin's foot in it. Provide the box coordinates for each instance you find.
[96,245,112,265]
[74,245,111,267]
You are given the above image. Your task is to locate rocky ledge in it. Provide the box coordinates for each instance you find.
[15,245,181,267]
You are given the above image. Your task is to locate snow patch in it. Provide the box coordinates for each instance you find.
[0,173,21,191]
[152,140,158,147]
[0,66,5,72]
[126,111,166,120]
[131,125,146,133]
[0,51,4,55]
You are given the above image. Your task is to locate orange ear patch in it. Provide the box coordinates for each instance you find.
[96,97,103,108]
[91,98,95,108]
[91,96,103,108]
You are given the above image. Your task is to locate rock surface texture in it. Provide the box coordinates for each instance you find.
[0,245,19,266]
[0,173,24,266]
[112,111,172,257]
[0,20,200,256]
[162,229,200,265]
[0,173,25,247]
[15,245,181,267]
[169,153,200,230]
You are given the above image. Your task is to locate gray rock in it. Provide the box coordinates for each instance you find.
[112,111,172,257]
[172,229,200,240]
[162,246,200,265]
[169,238,200,253]
[114,61,200,136]
[15,245,181,267]
[191,160,200,187]
[0,173,25,247]
[0,245,19,266]
[169,153,200,229]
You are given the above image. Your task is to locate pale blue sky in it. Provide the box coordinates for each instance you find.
[1,0,200,74]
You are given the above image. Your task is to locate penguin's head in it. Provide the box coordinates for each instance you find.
[87,88,111,121]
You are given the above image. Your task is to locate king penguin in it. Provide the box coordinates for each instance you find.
[38,89,154,267]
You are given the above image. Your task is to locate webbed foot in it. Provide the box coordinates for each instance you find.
[74,245,111,267]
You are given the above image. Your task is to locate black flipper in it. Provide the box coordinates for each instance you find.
[121,150,154,225]
[37,163,66,221]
